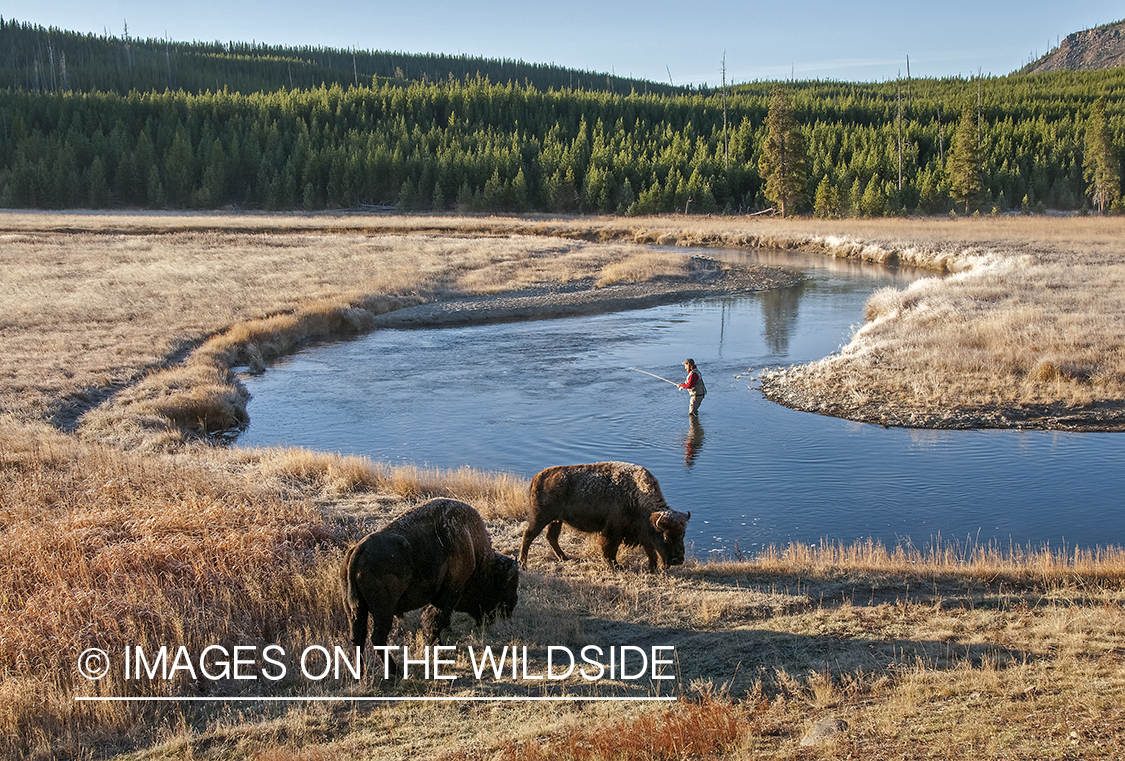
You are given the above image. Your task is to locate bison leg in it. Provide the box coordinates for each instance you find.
[519,517,556,566]
[349,597,370,651]
[544,521,569,561]
[368,611,399,678]
[420,584,460,644]
[598,531,624,569]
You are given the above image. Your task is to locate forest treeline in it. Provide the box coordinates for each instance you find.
[1,18,1123,216]
[0,18,680,99]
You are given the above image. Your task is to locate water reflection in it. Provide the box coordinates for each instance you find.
[760,280,804,355]
[237,248,1125,554]
[681,416,705,467]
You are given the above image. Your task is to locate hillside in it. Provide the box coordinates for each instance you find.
[4,69,1125,216]
[1023,19,1125,73]
[0,17,680,97]
[2,18,1124,217]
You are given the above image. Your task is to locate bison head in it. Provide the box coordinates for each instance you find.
[459,553,519,624]
[491,553,520,618]
[650,510,691,567]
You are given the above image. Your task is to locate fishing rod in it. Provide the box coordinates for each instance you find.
[628,367,680,386]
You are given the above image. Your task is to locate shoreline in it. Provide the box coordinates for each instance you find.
[4,212,1123,442]
[68,246,797,449]
[3,213,1124,760]
[759,372,1125,432]
[372,275,1125,432]
[364,255,799,329]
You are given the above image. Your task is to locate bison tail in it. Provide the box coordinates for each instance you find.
[341,544,363,615]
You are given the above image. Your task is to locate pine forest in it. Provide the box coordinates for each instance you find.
[2,17,1123,216]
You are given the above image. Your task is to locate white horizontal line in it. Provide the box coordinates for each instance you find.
[76,695,677,703]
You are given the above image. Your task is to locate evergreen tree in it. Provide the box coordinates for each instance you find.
[918,169,941,213]
[397,177,419,211]
[163,126,195,207]
[482,168,506,210]
[87,156,110,208]
[861,172,886,217]
[948,104,981,214]
[2,60,1123,217]
[617,177,635,214]
[455,179,475,212]
[846,176,862,218]
[199,139,226,208]
[511,167,529,211]
[757,86,808,217]
[146,164,165,208]
[813,175,839,218]
[1083,98,1122,213]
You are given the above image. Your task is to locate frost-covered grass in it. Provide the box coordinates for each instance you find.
[758,218,1125,427]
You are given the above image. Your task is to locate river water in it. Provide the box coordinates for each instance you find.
[236,248,1125,557]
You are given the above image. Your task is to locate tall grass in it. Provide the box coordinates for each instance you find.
[0,418,346,758]
[736,536,1125,581]
[0,414,537,758]
[444,697,744,761]
[595,250,690,287]
[3,212,1125,758]
[244,447,530,519]
[6,412,1124,760]
[5,212,1123,440]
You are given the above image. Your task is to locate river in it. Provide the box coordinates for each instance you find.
[236,248,1125,557]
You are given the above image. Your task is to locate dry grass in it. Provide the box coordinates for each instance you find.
[751,217,1125,429]
[4,211,1124,436]
[0,417,533,759]
[766,249,1125,424]
[0,417,344,758]
[68,513,1124,761]
[2,211,1125,759]
[242,446,529,520]
[437,697,744,761]
[0,220,706,448]
[594,250,691,287]
[4,416,1124,759]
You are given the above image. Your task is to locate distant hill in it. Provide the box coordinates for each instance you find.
[0,17,682,96]
[1022,19,1125,73]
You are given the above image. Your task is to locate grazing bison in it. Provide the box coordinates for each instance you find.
[519,462,691,572]
[343,498,518,674]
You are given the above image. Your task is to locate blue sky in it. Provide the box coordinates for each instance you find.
[9,1,1120,85]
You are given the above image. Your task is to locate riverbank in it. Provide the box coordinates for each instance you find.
[0,218,791,448]
[364,254,797,328]
[4,211,1123,435]
[2,211,1124,759]
[757,226,1125,432]
[4,419,1123,760]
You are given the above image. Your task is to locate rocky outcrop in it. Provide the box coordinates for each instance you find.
[1023,20,1125,73]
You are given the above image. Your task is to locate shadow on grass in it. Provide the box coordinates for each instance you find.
[330,616,1032,703]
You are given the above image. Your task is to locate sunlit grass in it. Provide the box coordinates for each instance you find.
[3,212,1125,759]
[4,415,1124,759]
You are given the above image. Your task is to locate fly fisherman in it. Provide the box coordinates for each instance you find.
[679,359,706,416]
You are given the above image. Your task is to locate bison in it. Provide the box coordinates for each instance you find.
[519,462,691,572]
[343,498,518,675]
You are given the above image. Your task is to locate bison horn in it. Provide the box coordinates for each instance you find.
[686,511,691,520]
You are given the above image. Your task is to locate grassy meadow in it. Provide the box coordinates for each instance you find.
[1,211,1124,759]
